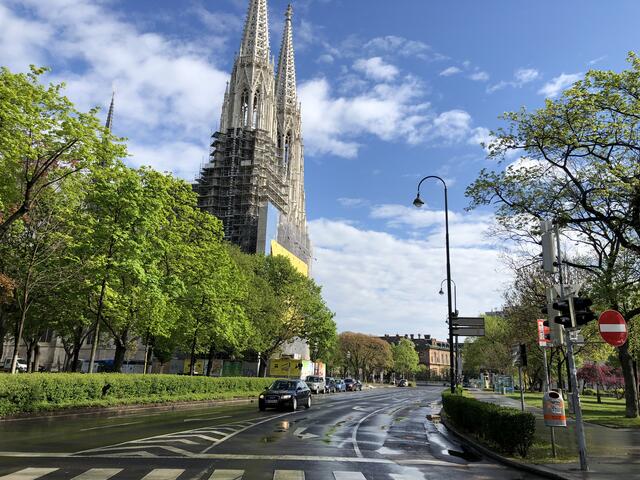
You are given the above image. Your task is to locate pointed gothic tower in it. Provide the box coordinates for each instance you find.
[196,1,311,269]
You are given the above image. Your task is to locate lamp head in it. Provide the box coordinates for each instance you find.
[413,194,425,208]
[438,288,444,296]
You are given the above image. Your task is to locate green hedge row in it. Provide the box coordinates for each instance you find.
[442,391,536,457]
[0,374,273,416]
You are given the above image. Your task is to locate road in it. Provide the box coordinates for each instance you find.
[0,386,542,479]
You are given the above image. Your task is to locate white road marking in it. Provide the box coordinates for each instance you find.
[273,471,304,480]
[183,416,231,423]
[293,427,318,440]
[201,411,300,453]
[80,421,142,431]
[351,404,400,458]
[208,471,244,480]
[141,469,184,480]
[132,439,199,445]
[0,468,58,480]
[333,472,366,479]
[71,469,122,480]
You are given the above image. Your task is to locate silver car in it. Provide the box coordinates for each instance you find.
[305,375,325,394]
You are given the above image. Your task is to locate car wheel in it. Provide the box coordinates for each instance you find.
[259,403,266,411]
[305,395,311,409]
[290,397,297,411]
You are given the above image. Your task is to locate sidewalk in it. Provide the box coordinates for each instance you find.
[468,389,640,479]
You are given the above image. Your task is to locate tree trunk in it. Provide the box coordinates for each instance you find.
[596,382,601,404]
[0,310,7,361]
[618,341,639,418]
[72,344,82,372]
[206,343,215,377]
[25,341,34,373]
[113,342,126,373]
[189,332,197,376]
[10,300,29,374]
[33,342,40,372]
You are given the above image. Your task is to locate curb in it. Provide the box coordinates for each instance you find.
[440,413,576,480]
[0,397,256,422]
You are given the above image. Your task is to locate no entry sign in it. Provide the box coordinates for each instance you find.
[598,310,627,347]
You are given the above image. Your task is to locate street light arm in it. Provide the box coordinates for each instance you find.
[417,175,447,193]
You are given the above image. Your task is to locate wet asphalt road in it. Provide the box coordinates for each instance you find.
[0,386,542,479]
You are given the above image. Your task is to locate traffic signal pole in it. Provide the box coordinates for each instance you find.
[555,223,588,471]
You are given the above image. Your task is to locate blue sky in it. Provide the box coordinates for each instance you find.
[2,0,639,340]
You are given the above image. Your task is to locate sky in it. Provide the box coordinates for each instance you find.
[2,0,639,341]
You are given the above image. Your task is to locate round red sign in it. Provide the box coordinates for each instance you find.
[598,310,627,347]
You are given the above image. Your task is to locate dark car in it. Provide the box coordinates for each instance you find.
[324,377,337,393]
[344,378,361,391]
[334,379,346,392]
[398,379,408,387]
[259,379,311,411]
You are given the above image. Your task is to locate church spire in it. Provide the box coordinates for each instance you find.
[276,4,297,107]
[105,90,115,132]
[240,0,270,62]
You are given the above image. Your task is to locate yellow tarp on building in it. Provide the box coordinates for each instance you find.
[271,240,308,277]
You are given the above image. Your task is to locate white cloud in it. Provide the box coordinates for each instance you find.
[363,36,443,61]
[298,76,433,157]
[469,71,489,82]
[317,53,334,64]
[309,217,508,337]
[1,0,230,179]
[439,66,461,77]
[432,110,472,142]
[487,67,540,93]
[538,73,582,98]
[338,197,368,208]
[353,57,399,81]
[514,68,540,84]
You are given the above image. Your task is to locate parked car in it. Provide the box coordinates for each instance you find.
[1,357,27,373]
[259,379,311,411]
[398,379,408,387]
[305,375,326,394]
[334,378,346,392]
[324,377,337,393]
[344,378,362,391]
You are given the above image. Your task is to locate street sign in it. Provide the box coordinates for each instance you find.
[598,310,627,347]
[452,317,484,327]
[537,319,550,347]
[452,327,484,336]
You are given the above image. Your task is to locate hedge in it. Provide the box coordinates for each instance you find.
[442,391,536,457]
[0,373,273,417]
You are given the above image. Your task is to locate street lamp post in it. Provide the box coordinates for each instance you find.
[413,175,455,394]
[439,278,459,387]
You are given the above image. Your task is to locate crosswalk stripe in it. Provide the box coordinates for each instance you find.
[71,469,122,480]
[333,473,366,480]
[273,471,304,480]
[390,475,418,480]
[208,470,243,480]
[140,469,184,480]
[0,468,58,480]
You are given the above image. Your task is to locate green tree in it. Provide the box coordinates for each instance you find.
[0,66,122,239]
[467,54,640,417]
[392,338,419,379]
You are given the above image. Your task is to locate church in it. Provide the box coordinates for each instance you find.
[194,0,312,275]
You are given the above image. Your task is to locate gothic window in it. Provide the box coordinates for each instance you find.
[241,89,249,127]
[252,90,260,128]
[277,130,283,149]
[284,131,291,172]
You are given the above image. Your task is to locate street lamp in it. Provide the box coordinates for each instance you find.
[413,175,455,394]
[439,278,460,388]
[439,279,457,316]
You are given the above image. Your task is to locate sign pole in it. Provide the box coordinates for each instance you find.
[541,347,557,458]
[555,223,588,471]
[518,365,525,412]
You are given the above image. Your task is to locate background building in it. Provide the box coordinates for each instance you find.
[381,334,451,378]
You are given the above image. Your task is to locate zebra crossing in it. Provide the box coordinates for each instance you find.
[0,468,422,480]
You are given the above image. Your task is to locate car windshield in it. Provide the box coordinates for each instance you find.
[306,376,322,382]
[269,380,297,390]
[345,378,353,382]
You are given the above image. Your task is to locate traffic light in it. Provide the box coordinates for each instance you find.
[573,296,596,326]
[553,299,574,329]
[543,287,565,346]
